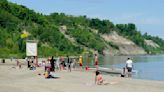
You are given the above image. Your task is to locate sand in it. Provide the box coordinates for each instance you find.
[0,60,164,92]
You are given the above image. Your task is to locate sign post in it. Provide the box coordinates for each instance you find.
[26,40,38,66]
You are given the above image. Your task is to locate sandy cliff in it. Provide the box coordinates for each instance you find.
[101,31,147,55]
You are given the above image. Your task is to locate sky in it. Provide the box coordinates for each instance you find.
[8,0,164,39]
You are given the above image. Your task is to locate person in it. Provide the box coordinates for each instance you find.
[16,59,19,66]
[32,63,36,70]
[44,68,55,79]
[72,58,76,69]
[94,54,99,70]
[95,70,118,85]
[60,56,64,70]
[55,57,60,70]
[27,59,30,68]
[18,62,22,69]
[67,55,72,72]
[45,61,50,72]
[121,67,127,77]
[50,56,55,72]
[85,65,89,71]
[95,70,103,85]
[2,59,5,63]
[29,60,35,70]
[126,58,133,77]
[79,56,83,70]
[41,60,46,68]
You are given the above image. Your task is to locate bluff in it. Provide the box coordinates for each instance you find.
[0,0,164,58]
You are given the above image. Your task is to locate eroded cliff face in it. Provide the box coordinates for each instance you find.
[144,40,159,48]
[101,31,147,55]
[59,26,160,55]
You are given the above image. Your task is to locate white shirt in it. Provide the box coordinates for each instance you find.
[126,59,133,68]
[56,58,60,67]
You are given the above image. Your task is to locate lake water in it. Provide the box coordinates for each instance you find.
[84,55,164,81]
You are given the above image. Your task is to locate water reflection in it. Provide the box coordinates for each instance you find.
[102,55,164,65]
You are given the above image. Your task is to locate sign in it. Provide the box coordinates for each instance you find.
[26,42,37,56]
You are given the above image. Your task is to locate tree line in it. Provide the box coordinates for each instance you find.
[0,0,164,58]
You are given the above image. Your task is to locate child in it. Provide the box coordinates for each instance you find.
[121,67,127,77]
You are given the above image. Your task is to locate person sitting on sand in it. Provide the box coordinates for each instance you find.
[95,70,103,85]
[44,68,55,79]
[95,70,118,85]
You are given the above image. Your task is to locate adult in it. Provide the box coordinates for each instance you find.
[27,59,30,68]
[94,54,99,70]
[50,56,55,72]
[79,56,83,70]
[45,60,50,72]
[56,57,60,70]
[67,55,72,72]
[95,70,103,85]
[2,59,5,63]
[72,58,76,69]
[60,56,65,70]
[95,70,118,85]
[44,68,55,79]
[126,58,133,77]
[16,59,19,66]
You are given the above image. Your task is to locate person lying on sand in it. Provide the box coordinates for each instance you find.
[44,68,60,79]
[95,70,118,85]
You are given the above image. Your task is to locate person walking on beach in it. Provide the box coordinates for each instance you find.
[94,54,99,70]
[126,58,133,77]
[79,56,83,70]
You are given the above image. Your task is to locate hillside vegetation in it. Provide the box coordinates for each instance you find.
[0,0,164,58]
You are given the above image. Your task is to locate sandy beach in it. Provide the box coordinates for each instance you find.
[0,60,164,92]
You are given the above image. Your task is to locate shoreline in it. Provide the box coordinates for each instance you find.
[1,58,164,81]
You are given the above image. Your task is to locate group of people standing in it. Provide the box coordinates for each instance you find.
[40,54,99,79]
[41,56,77,73]
[43,56,82,79]
[78,53,99,71]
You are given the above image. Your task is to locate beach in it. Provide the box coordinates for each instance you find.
[0,60,164,92]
